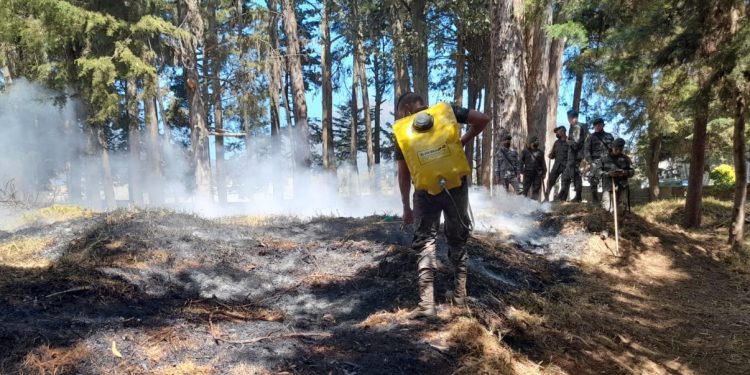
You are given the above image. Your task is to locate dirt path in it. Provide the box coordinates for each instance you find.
[0,205,748,374]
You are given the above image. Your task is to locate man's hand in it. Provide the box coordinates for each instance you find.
[403,206,414,225]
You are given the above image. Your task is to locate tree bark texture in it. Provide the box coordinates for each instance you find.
[180,0,211,202]
[454,28,465,106]
[491,0,528,158]
[525,2,552,143]
[267,0,282,140]
[409,0,429,103]
[683,80,710,228]
[350,55,359,171]
[208,0,227,204]
[391,3,411,120]
[281,0,311,167]
[353,7,374,172]
[144,95,164,205]
[321,0,335,170]
[481,80,494,187]
[126,77,142,205]
[545,36,565,190]
[729,93,746,253]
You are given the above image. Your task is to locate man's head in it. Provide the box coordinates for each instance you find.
[593,118,605,133]
[527,135,539,149]
[567,109,578,125]
[554,126,567,139]
[611,137,625,155]
[396,92,427,118]
[502,134,512,148]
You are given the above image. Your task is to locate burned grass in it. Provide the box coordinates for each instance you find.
[1,204,748,374]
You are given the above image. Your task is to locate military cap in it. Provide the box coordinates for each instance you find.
[592,118,605,126]
[567,109,578,118]
[553,126,566,133]
[612,138,626,148]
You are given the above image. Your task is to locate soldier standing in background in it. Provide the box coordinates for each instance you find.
[496,134,521,193]
[545,126,574,202]
[519,135,546,201]
[600,138,634,213]
[567,110,588,202]
[584,118,614,203]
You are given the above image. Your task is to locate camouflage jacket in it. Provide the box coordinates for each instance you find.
[600,153,635,189]
[496,146,520,179]
[519,148,546,173]
[584,131,614,164]
[548,139,574,172]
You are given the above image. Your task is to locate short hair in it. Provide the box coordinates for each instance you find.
[593,118,605,126]
[553,126,566,133]
[396,92,424,115]
[567,109,578,118]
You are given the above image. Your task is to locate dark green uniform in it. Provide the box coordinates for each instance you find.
[584,130,614,202]
[545,138,574,201]
[600,152,634,212]
[519,147,546,201]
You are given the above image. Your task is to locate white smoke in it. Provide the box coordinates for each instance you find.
[0,80,547,238]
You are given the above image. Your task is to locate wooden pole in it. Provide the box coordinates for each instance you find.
[612,178,620,256]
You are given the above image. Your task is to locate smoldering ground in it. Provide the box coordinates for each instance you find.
[0,80,549,235]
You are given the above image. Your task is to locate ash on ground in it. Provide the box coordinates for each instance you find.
[0,205,585,374]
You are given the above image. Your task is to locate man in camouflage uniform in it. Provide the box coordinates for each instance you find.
[545,126,574,202]
[600,138,634,213]
[519,135,546,201]
[584,118,614,203]
[496,133,521,193]
[567,110,588,202]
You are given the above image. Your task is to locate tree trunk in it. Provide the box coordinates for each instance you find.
[354,25,374,172]
[391,4,410,120]
[373,44,384,164]
[180,0,211,202]
[729,93,747,253]
[409,0,429,102]
[208,0,227,204]
[144,95,164,205]
[98,127,116,210]
[525,2,552,141]
[481,81,494,187]
[281,0,311,167]
[350,56,359,171]
[572,49,586,113]
[267,0,282,141]
[126,77,142,205]
[454,29,465,106]
[84,125,101,209]
[321,0,335,170]
[546,36,565,189]
[683,80,710,228]
[646,123,662,201]
[491,0,528,158]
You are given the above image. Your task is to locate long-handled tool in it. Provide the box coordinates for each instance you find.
[612,178,620,256]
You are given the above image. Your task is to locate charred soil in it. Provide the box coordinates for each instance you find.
[0,203,748,374]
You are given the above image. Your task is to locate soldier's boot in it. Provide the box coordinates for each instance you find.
[407,268,437,319]
[447,247,468,306]
[450,268,467,306]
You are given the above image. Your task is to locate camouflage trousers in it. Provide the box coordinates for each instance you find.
[412,180,471,307]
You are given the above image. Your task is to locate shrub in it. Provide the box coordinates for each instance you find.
[709,164,736,190]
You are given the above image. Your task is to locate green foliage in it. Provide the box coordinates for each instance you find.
[709,164,736,190]
[544,21,588,47]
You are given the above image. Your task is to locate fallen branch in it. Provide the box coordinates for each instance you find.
[214,331,332,345]
[46,286,90,298]
[209,313,330,345]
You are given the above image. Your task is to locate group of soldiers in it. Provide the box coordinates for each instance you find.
[496,110,634,211]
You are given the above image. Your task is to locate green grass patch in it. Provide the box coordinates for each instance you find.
[634,197,733,228]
